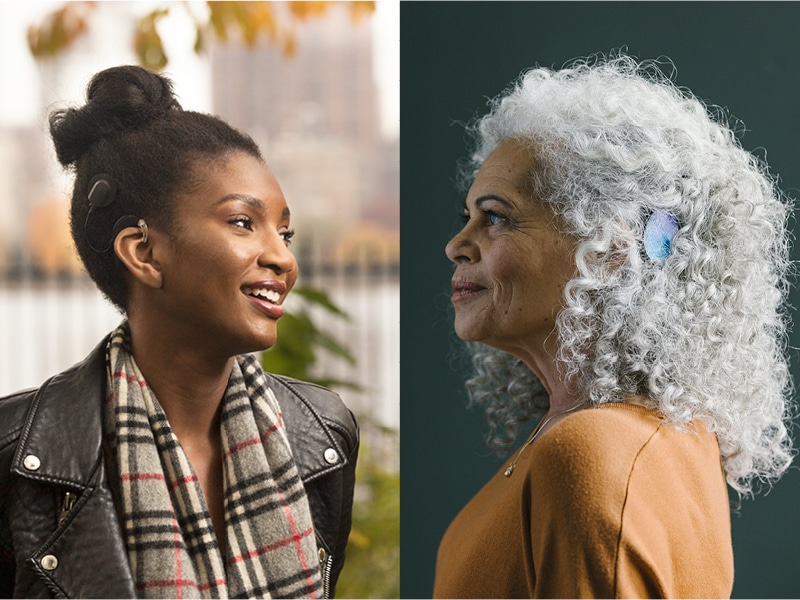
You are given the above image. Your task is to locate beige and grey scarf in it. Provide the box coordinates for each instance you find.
[103,323,322,598]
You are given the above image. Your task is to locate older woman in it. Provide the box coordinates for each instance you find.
[434,54,794,598]
[0,65,357,598]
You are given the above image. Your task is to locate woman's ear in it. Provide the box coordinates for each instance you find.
[113,224,163,289]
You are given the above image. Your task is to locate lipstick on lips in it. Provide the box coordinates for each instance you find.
[451,279,487,302]
[242,280,287,319]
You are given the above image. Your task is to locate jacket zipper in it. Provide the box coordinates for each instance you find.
[323,552,333,599]
[58,492,77,526]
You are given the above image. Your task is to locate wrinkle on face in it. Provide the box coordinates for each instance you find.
[446,139,576,362]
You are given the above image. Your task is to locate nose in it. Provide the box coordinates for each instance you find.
[259,231,297,276]
[445,222,478,264]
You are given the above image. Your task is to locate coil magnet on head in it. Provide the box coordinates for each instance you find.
[87,173,117,208]
[644,211,679,261]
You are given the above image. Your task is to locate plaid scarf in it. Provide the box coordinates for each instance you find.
[103,324,323,599]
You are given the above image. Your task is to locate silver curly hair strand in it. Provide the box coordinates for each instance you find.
[462,53,794,496]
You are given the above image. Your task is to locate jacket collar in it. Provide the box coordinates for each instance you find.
[267,373,351,482]
[11,337,108,488]
[10,336,344,488]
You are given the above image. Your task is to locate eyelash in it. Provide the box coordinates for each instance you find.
[281,229,296,245]
[487,211,506,226]
[460,209,508,226]
[229,217,295,245]
[230,215,254,230]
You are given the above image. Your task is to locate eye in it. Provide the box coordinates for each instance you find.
[486,210,507,226]
[280,228,296,245]
[229,215,254,231]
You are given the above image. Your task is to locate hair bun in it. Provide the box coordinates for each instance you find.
[50,65,181,167]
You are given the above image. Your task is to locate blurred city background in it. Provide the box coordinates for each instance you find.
[0,1,398,597]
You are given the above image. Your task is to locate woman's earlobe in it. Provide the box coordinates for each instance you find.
[113,223,163,289]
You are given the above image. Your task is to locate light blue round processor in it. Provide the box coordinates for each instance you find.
[644,211,679,260]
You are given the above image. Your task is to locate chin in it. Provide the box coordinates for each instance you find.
[235,325,278,355]
[254,332,278,353]
[259,336,278,352]
[453,320,484,344]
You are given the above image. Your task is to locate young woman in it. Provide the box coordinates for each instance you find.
[0,65,357,599]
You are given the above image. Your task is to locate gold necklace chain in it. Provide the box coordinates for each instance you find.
[503,403,584,477]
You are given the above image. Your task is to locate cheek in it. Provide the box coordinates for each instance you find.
[538,255,575,318]
[204,238,253,268]
[492,244,566,317]
[176,240,250,288]
[487,242,533,298]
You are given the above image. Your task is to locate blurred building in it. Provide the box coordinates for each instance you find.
[0,126,51,275]
[212,7,381,153]
[210,6,398,268]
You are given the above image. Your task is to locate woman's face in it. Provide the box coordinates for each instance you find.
[445,139,575,359]
[154,151,298,357]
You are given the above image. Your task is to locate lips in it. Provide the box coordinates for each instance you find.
[242,280,288,318]
[451,279,488,302]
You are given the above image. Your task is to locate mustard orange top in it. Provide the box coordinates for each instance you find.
[433,403,733,598]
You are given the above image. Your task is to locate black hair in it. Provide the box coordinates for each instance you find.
[49,65,262,310]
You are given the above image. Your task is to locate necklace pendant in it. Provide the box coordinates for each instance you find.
[503,466,513,477]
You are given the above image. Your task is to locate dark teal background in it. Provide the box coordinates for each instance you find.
[400,2,800,598]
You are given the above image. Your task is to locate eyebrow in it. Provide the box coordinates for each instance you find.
[462,195,515,211]
[214,193,291,217]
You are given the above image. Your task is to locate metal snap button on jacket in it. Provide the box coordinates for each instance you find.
[323,448,339,464]
[23,455,41,471]
[41,555,58,571]
[318,547,327,563]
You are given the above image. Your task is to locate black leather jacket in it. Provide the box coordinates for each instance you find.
[0,337,358,598]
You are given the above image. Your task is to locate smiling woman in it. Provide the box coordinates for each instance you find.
[133,154,299,357]
[446,140,575,362]
[0,66,357,599]
[433,53,794,599]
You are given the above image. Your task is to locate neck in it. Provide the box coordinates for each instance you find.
[127,314,234,443]
[501,334,581,418]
